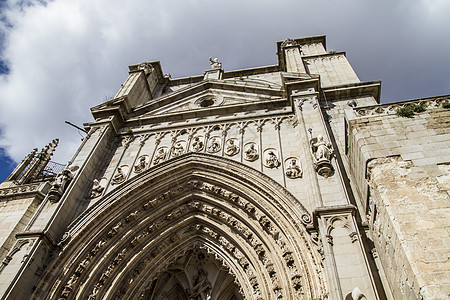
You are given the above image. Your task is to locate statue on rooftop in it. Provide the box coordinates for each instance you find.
[209,57,222,69]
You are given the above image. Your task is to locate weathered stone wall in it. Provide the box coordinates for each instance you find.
[347,98,450,299]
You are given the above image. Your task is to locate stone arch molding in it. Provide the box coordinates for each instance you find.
[34,153,327,300]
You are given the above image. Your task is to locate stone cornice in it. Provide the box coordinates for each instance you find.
[0,182,50,202]
[321,81,382,103]
[352,94,450,118]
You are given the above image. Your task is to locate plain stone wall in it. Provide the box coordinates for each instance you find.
[304,54,360,87]
[0,196,37,260]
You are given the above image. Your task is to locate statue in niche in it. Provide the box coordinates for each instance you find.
[244,143,259,161]
[264,150,280,168]
[186,265,212,300]
[111,167,126,185]
[153,148,167,165]
[285,158,302,179]
[134,156,147,173]
[191,136,204,152]
[90,179,104,198]
[207,137,221,153]
[209,57,222,69]
[171,142,185,157]
[48,169,74,202]
[310,133,334,178]
[225,139,239,156]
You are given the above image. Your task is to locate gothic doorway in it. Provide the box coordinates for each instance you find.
[33,153,326,299]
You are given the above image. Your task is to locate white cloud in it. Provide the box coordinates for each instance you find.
[0,0,449,165]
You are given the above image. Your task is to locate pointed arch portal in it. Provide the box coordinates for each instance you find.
[34,153,327,300]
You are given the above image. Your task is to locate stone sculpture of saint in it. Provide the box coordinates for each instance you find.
[285,159,302,178]
[209,57,222,69]
[225,139,239,156]
[134,156,147,173]
[192,137,204,152]
[48,169,73,202]
[111,167,125,185]
[90,179,104,198]
[244,143,258,161]
[171,142,184,157]
[187,265,212,300]
[207,137,221,153]
[265,151,280,168]
[153,148,166,165]
[312,135,333,161]
[51,169,73,193]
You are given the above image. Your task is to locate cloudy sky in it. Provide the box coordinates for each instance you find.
[0,0,449,181]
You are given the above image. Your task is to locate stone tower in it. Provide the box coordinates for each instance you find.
[0,35,449,299]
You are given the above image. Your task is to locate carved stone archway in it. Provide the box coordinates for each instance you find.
[33,153,327,300]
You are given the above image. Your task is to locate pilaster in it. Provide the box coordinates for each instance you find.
[314,205,379,299]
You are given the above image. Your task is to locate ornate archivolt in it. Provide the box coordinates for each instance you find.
[33,154,326,300]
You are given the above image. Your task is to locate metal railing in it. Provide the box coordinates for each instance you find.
[39,161,66,177]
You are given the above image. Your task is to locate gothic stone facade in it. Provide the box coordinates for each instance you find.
[0,35,449,300]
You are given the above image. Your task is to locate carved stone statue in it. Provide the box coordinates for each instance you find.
[313,135,333,161]
[209,57,222,69]
[285,158,302,179]
[310,134,334,177]
[191,137,204,152]
[90,179,104,198]
[171,142,185,157]
[48,169,73,203]
[264,150,280,168]
[207,137,221,153]
[134,156,147,173]
[111,167,126,185]
[138,62,153,75]
[187,265,212,300]
[153,148,167,165]
[225,139,239,156]
[244,143,259,161]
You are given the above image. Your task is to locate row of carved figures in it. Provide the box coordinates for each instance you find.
[42,134,333,201]
[36,130,333,203]
[89,134,334,199]
[90,156,302,200]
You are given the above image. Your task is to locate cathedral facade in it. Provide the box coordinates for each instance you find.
[0,35,448,299]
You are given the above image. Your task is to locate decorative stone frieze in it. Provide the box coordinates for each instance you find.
[354,96,448,117]
[0,182,46,200]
